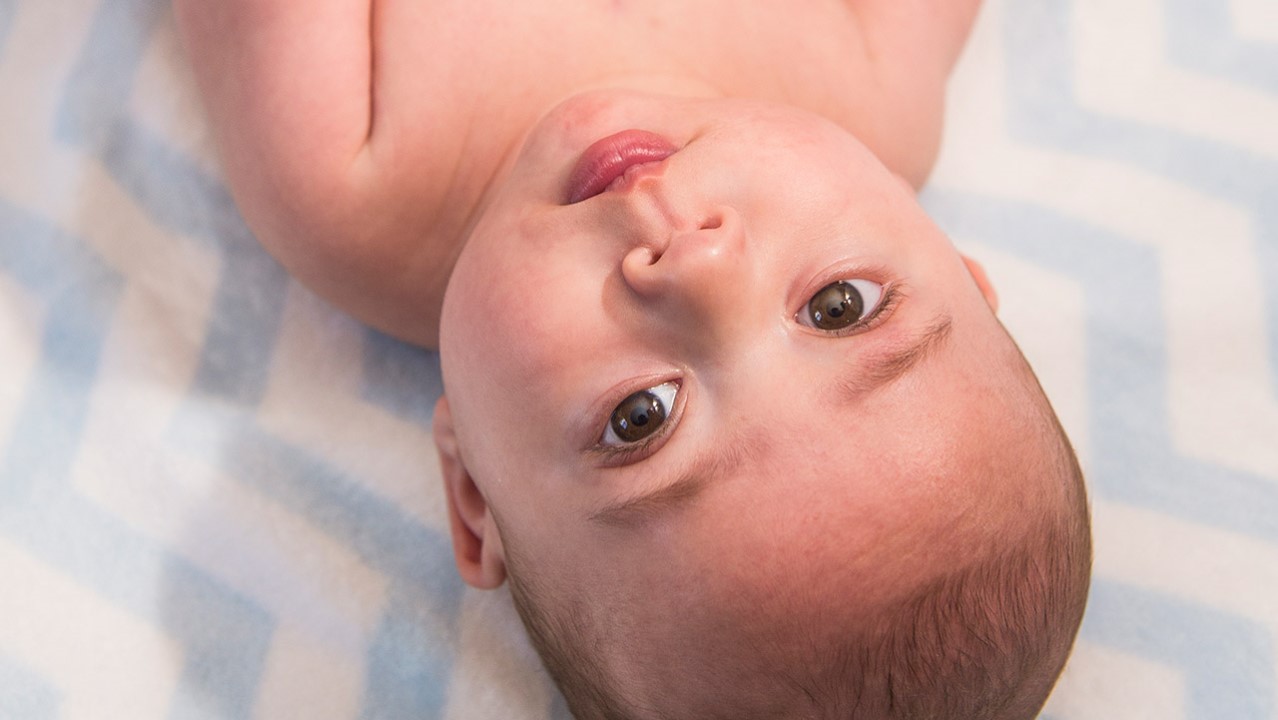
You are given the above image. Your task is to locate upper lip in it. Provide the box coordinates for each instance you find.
[565,129,679,204]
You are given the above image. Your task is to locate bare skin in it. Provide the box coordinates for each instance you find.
[172,6,1092,717]
[174,0,981,347]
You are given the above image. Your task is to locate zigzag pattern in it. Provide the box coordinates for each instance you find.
[0,0,1274,718]
[925,1,1278,718]
[1,0,469,717]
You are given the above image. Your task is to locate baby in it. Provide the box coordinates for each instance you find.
[176,1,1092,718]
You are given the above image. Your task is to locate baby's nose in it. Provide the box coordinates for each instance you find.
[621,207,758,343]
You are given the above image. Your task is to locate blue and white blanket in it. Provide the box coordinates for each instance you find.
[1,0,1275,718]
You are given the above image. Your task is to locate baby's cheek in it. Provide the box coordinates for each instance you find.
[449,263,590,402]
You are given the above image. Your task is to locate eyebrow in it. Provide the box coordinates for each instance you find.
[831,314,954,403]
[588,439,752,529]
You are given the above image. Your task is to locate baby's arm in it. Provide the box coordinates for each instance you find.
[175,0,453,345]
[851,0,982,73]
[839,0,983,187]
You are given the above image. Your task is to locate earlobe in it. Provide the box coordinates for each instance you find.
[433,396,507,590]
[961,254,1000,313]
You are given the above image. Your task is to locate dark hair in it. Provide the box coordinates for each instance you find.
[507,559,635,719]
[815,443,1091,720]
[504,353,1092,720]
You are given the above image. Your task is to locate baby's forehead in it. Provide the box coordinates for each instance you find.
[684,344,1039,536]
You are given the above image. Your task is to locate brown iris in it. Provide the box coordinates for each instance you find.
[807,281,865,330]
[609,389,667,443]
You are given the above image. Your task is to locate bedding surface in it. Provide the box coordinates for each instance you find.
[1,0,1275,718]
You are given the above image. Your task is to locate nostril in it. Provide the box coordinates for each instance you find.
[700,215,723,231]
[631,245,661,266]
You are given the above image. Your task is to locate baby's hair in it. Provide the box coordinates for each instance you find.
[505,345,1092,720]
[802,441,1091,720]
[505,554,623,717]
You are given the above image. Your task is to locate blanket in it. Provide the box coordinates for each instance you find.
[1,0,1274,717]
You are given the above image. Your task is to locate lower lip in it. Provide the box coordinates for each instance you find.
[565,129,678,204]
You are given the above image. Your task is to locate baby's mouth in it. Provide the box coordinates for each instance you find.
[565,129,678,204]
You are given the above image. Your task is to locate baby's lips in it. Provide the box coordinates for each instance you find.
[566,129,678,204]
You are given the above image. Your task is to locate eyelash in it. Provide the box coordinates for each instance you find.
[595,432,665,465]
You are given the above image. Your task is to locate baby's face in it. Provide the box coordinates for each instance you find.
[440,92,1053,709]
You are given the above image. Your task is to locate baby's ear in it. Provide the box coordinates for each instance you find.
[960,254,1000,313]
[433,396,507,590]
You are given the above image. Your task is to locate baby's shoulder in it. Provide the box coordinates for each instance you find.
[841,0,983,74]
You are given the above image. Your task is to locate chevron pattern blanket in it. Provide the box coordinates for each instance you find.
[1,0,1274,718]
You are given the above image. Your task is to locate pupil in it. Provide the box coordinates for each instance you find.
[809,282,864,330]
[610,390,667,443]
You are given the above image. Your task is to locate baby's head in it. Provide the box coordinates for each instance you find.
[433,91,1092,719]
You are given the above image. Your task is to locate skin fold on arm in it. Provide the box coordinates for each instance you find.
[174,0,458,345]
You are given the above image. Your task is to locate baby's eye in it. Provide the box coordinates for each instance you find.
[800,279,884,331]
[602,382,679,445]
